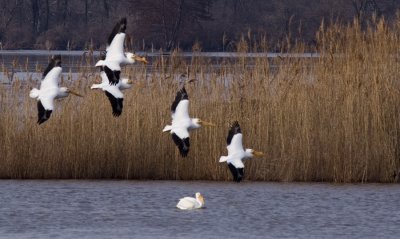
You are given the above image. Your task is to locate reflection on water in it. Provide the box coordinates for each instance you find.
[0,181,399,239]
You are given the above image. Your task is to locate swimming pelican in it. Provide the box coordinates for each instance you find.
[163,87,215,157]
[91,54,133,117]
[29,55,83,124]
[219,121,264,182]
[176,192,205,210]
[95,17,147,85]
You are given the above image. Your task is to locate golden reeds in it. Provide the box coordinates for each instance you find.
[1,17,400,182]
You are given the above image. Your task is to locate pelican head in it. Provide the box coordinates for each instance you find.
[119,78,133,90]
[126,52,148,64]
[194,118,216,127]
[246,149,264,158]
[195,192,205,205]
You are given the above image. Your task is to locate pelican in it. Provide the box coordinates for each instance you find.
[163,87,215,157]
[219,121,264,182]
[95,17,147,85]
[29,55,83,124]
[176,192,205,210]
[91,53,133,117]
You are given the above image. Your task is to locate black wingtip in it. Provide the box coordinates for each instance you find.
[227,121,242,145]
[107,17,128,45]
[37,101,52,125]
[231,121,240,131]
[112,111,122,117]
[100,51,107,60]
[52,55,62,67]
[171,87,189,112]
[228,163,244,182]
[42,55,62,78]
[171,134,190,157]
[105,91,123,117]
[104,66,120,85]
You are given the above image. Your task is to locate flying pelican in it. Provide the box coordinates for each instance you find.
[219,121,264,182]
[163,87,215,157]
[29,55,83,124]
[91,53,133,117]
[176,192,205,210]
[95,17,147,85]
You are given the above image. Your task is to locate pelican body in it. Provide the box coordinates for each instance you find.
[91,58,132,117]
[29,55,82,124]
[95,17,147,85]
[163,87,215,157]
[219,121,264,182]
[176,192,205,210]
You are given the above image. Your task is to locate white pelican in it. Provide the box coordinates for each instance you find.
[219,121,264,182]
[95,17,147,85]
[91,54,132,117]
[176,192,205,210]
[29,55,83,124]
[163,87,215,157]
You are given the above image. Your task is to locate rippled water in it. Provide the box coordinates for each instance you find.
[0,181,399,239]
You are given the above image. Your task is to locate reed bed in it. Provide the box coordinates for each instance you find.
[1,18,400,182]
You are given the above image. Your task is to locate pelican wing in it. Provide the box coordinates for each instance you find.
[100,71,109,84]
[105,91,123,117]
[227,121,241,145]
[42,55,61,79]
[227,134,244,156]
[172,100,190,121]
[228,162,245,182]
[171,127,190,157]
[104,66,121,85]
[37,100,53,125]
[176,197,199,210]
[41,66,62,90]
[171,87,189,116]
[107,18,127,46]
[106,18,127,61]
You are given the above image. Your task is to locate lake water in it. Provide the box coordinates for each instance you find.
[0,50,319,82]
[0,181,399,239]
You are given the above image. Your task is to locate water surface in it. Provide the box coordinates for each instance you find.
[0,181,399,238]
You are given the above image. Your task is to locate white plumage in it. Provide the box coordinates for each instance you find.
[176,192,205,210]
[163,87,215,157]
[219,121,264,182]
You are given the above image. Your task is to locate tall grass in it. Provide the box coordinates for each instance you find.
[1,17,400,182]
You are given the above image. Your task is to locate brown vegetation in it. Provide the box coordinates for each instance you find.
[1,17,400,182]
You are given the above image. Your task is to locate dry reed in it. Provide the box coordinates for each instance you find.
[1,17,400,182]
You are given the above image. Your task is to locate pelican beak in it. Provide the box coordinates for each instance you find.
[200,120,216,127]
[69,89,84,97]
[253,150,264,157]
[127,79,133,84]
[133,55,148,64]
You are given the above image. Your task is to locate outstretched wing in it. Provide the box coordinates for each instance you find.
[228,163,245,182]
[41,55,62,90]
[106,18,127,60]
[107,17,127,46]
[171,127,190,157]
[227,121,241,145]
[37,100,53,125]
[105,91,123,117]
[104,65,121,85]
[42,55,61,78]
[226,121,244,155]
[171,87,189,120]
